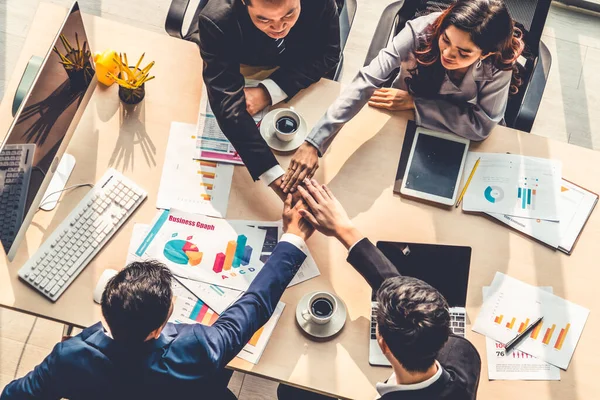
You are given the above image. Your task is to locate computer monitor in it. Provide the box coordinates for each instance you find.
[0,1,96,260]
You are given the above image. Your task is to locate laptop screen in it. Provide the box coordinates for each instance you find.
[374,242,471,307]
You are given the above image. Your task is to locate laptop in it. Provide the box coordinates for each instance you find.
[369,241,472,367]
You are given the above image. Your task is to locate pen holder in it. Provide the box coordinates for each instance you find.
[118,79,145,105]
[108,53,155,106]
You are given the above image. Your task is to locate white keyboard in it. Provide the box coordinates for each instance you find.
[18,169,147,301]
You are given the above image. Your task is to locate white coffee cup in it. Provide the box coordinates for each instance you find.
[301,292,337,325]
[272,108,301,142]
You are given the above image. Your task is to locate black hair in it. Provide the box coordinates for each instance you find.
[407,0,524,97]
[376,276,451,372]
[101,260,173,343]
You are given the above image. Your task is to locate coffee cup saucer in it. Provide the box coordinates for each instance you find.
[295,291,347,340]
[259,109,308,153]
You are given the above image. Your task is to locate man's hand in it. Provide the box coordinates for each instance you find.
[297,179,363,249]
[271,176,306,204]
[244,86,271,116]
[368,88,414,111]
[281,142,319,194]
[282,194,314,242]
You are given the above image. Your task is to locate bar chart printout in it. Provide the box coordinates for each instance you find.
[157,122,234,217]
[473,272,590,369]
[483,286,560,381]
[149,210,266,291]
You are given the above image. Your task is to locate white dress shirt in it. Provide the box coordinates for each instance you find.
[376,361,444,398]
[279,232,308,254]
[255,79,288,185]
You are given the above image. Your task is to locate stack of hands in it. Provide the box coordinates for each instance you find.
[283,178,363,249]
[278,88,414,196]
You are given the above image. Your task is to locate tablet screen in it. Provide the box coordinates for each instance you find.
[405,133,467,199]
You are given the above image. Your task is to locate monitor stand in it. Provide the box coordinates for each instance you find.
[39,154,76,211]
[12,55,43,117]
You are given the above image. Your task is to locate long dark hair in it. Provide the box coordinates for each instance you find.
[406,0,525,98]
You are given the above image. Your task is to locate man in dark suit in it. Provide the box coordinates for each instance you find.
[193,0,340,199]
[277,178,481,400]
[1,195,313,400]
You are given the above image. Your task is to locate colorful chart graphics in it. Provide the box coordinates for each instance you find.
[190,299,219,325]
[495,314,572,350]
[531,321,543,339]
[210,284,226,297]
[518,177,539,210]
[484,186,504,203]
[173,296,219,326]
[164,239,203,266]
[506,317,516,330]
[542,324,556,345]
[196,160,219,201]
[554,324,570,350]
[249,326,265,347]
[518,318,531,334]
[214,235,254,273]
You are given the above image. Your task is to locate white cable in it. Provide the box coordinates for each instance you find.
[38,183,94,211]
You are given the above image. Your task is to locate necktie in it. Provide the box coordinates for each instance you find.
[275,38,286,55]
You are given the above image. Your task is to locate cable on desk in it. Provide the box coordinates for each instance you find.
[38,183,95,211]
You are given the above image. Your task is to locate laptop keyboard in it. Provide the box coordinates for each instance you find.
[371,304,466,338]
[371,305,377,339]
[449,311,466,335]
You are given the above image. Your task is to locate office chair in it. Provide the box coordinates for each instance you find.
[363,0,552,133]
[165,0,357,82]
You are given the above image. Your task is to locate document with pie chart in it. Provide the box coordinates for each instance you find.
[137,209,267,291]
[462,152,562,221]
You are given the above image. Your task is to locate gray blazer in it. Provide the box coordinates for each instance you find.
[306,12,513,156]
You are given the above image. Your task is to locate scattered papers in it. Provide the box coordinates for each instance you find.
[483,286,560,381]
[141,209,267,291]
[170,280,220,326]
[230,220,321,287]
[171,279,284,366]
[195,80,269,163]
[473,272,589,369]
[127,224,242,314]
[236,302,285,365]
[157,122,234,218]
[487,179,598,254]
[463,153,562,221]
[175,276,242,315]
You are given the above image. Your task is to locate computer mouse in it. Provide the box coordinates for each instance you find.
[93,269,118,304]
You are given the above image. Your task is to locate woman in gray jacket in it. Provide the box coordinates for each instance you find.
[280,0,525,193]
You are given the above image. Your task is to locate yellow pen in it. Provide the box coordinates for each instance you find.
[455,157,481,208]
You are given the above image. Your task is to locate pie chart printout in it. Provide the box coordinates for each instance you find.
[164,239,203,266]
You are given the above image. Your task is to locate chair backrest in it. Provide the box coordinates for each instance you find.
[503,0,551,53]
[365,0,552,132]
[401,0,551,54]
[338,0,357,52]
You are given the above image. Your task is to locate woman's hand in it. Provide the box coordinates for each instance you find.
[368,88,415,111]
[280,142,319,194]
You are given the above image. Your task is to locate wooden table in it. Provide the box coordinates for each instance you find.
[2,4,600,399]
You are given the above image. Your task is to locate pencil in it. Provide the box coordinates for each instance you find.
[455,157,481,208]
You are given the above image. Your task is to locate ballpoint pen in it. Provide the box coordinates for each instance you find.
[505,316,544,353]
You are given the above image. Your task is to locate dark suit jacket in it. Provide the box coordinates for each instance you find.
[347,238,481,400]
[194,0,341,180]
[0,242,306,400]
